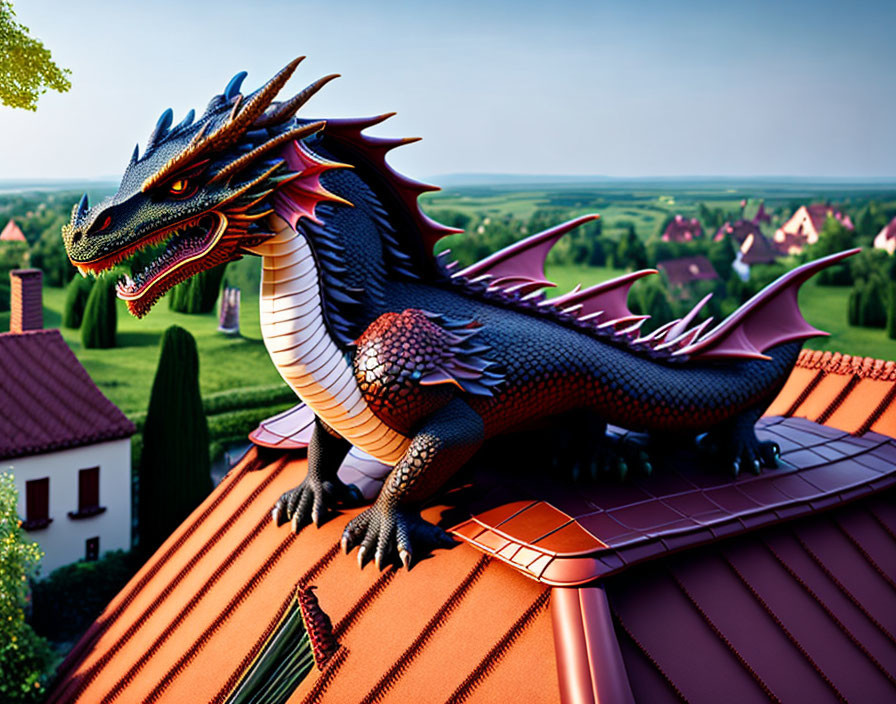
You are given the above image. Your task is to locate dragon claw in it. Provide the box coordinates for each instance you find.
[341,503,452,570]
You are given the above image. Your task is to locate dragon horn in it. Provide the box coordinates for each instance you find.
[223,71,248,101]
[254,74,341,127]
[142,58,304,192]
[77,193,89,220]
[206,57,306,150]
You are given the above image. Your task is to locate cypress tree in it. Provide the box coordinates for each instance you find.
[859,277,887,328]
[168,264,227,314]
[80,276,117,348]
[62,274,93,329]
[139,326,212,553]
[887,281,896,340]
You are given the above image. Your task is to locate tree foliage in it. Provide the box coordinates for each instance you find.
[0,1,71,111]
[0,474,54,703]
[168,263,227,314]
[139,326,212,554]
[81,275,117,348]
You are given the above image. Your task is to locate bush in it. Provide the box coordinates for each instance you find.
[62,274,94,329]
[0,474,54,703]
[139,326,212,553]
[206,402,296,441]
[202,384,295,416]
[81,276,117,348]
[30,550,141,643]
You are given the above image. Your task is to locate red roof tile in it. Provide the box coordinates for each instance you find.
[0,329,134,459]
[49,349,896,703]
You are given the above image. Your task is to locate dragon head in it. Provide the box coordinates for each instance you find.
[63,58,341,317]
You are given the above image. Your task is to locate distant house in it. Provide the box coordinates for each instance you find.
[752,201,772,225]
[662,214,703,242]
[714,219,778,281]
[873,216,896,255]
[714,219,762,245]
[1,270,134,573]
[773,204,853,254]
[0,218,26,242]
[657,255,718,290]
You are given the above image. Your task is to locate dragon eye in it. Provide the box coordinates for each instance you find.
[169,179,188,194]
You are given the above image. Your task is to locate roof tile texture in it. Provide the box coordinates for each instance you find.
[0,329,134,459]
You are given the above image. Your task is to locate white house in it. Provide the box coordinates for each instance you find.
[1,270,135,573]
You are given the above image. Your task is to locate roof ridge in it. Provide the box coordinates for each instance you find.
[796,349,896,381]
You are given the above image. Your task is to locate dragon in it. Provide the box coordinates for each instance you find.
[63,58,857,570]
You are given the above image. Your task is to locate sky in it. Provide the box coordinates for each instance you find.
[1,0,894,182]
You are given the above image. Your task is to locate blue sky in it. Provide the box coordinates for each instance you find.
[1,0,894,180]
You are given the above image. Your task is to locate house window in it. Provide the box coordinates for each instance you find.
[23,478,52,530]
[68,467,106,520]
[85,537,99,561]
[79,467,99,511]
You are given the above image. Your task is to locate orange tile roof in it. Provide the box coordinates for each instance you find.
[0,218,26,242]
[48,348,896,704]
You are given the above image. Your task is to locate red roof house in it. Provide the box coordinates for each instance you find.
[657,255,718,289]
[873,216,896,256]
[774,205,854,255]
[2,270,135,572]
[45,346,896,704]
[0,218,26,242]
[662,215,703,243]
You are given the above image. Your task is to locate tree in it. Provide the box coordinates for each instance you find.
[0,1,71,110]
[139,326,212,554]
[168,263,227,314]
[615,225,648,270]
[0,474,54,703]
[81,276,117,348]
[815,216,855,286]
[62,274,93,329]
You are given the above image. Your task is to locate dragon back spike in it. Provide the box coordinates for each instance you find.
[223,71,248,101]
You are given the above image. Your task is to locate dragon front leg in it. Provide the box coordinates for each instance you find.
[272,418,362,531]
[341,398,485,570]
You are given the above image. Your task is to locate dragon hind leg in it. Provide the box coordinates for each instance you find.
[341,398,485,570]
[697,407,781,477]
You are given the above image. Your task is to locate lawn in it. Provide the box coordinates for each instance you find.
[1,285,287,417]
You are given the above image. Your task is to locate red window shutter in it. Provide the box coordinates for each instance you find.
[26,478,49,522]
[78,467,100,511]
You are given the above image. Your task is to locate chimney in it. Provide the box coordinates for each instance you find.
[10,269,43,333]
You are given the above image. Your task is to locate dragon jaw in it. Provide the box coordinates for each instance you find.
[61,58,342,317]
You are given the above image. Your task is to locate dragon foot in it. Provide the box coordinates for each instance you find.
[340,502,455,570]
[272,475,363,532]
[698,424,781,478]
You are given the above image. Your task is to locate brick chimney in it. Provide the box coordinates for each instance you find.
[10,269,43,333]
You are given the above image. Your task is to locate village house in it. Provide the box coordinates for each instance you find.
[1,269,134,573]
[662,214,703,242]
[0,218,26,242]
[773,204,854,255]
[873,215,896,256]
